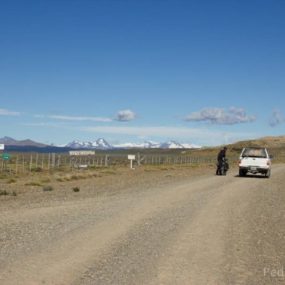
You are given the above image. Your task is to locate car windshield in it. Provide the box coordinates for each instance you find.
[242,148,267,158]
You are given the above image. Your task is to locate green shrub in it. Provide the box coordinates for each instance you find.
[43,185,53,192]
[72,187,80,192]
[7,178,17,184]
[31,167,43,172]
[70,175,86,180]
[25,182,42,186]
[0,190,8,196]
[101,170,116,175]
[70,175,79,180]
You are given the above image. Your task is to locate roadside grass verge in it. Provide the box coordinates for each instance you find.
[25,182,43,186]
[7,178,17,184]
[0,190,17,196]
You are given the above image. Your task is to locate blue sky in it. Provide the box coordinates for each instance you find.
[0,0,285,146]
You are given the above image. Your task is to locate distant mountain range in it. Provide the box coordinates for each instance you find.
[65,139,201,150]
[0,136,201,151]
[0,136,46,147]
[0,136,70,153]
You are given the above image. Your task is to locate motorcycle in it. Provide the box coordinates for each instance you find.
[216,158,229,175]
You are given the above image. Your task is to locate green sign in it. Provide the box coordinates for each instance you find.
[2,153,10,160]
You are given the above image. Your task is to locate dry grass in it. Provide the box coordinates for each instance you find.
[0,190,17,196]
[0,136,284,189]
[42,185,53,191]
[7,178,17,184]
[25,182,42,187]
[40,178,51,183]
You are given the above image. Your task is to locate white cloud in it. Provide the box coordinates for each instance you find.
[48,115,112,122]
[185,107,256,125]
[21,122,61,127]
[115,109,136,122]
[33,114,45,119]
[0,108,21,116]
[269,109,284,127]
[35,110,137,123]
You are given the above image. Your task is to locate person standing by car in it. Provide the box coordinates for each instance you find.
[216,146,227,175]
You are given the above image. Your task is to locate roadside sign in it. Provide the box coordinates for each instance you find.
[128,155,136,169]
[2,153,10,160]
[69,150,95,156]
[0,144,4,150]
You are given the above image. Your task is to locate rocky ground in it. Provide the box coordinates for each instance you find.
[0,164,285,284]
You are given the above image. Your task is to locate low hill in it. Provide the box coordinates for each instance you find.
[182,135,285,162]
[228,136,285,151]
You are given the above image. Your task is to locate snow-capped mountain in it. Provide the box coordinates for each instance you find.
[0,136,201,150]
[66,139,201,149]
[160,141,185,149]
[113,141,161,149]
[66,138,112,150]
[181,143,202,149]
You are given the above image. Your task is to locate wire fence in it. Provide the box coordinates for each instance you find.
[0,153,110,174]
[0,152,236,175]
[0,151,284,175]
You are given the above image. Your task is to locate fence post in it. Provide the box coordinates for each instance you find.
[15,156,18,174]
[105,155,109,167]
[51,153,56,169]
[41,154,44,170]
[35,153,39,168]
[29,154,33,172]
[22,155,25,173]
[48,153,50,170]
[57,155,61,168]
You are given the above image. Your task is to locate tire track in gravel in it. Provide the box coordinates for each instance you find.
[1,165,285,285]
[0,172,236,285]
[71,174,249,285]
[73,165,285,285]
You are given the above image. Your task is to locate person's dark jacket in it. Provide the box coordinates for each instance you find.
[217,149,226,161]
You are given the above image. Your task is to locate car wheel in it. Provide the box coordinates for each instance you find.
[239,169,246,177]
[266,169,271,178]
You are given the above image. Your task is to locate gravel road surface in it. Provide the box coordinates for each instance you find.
[1,165,285,285]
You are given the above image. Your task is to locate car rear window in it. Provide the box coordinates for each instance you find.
[242,148,267,158]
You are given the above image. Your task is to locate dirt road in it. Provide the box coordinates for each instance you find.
[1,165,285,285]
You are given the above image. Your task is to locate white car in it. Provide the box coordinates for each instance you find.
[238,147,272,178]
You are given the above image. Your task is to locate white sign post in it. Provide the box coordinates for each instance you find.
[0,144,4,151]
[128,155,136,169]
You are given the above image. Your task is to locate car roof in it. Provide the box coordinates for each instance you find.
[243,147,267,149]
